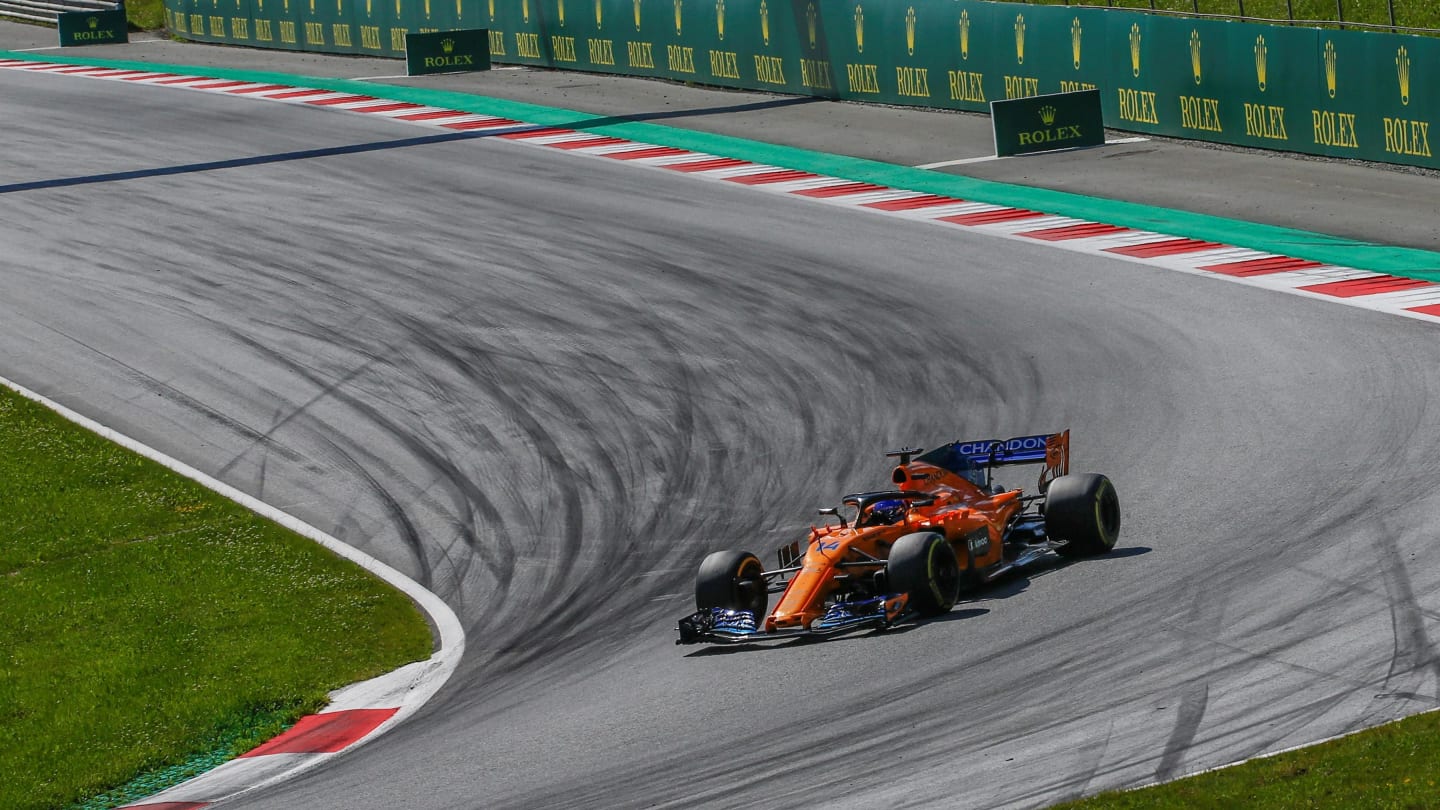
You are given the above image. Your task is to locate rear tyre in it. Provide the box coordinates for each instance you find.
[1046,473,1121,558]
[695,550,768,618]
[886,532,960,617]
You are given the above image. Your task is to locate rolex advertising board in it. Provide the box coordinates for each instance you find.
[1153,20,1315,150]
[297,0,339,52]
[533,0,574,70]
[1060,9,1106,98]
[1235,25,1318,150]
[221,0,260,50]
[347,0,396,57]
[406,27,492,73]
[551,0,607,72]
[830,1,898,104]
[1318,29,1437,168]
[999,8,1054,102]
[790,0,839,98]
[944,4,993,112]
[189,0,233,44]
[886,1,955,109]
[621,0,673,82]
[1168,19,1236,144]
[58,8,129,46]
[480,0,544,66]
[792,0,946,108]
[250,0,304,52]
[992,88,1103,157]
[185,0,222,42]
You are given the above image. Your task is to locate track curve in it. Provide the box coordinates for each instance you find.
[4,65,1440,809]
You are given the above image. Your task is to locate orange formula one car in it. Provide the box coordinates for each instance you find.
[676,431,1120,645]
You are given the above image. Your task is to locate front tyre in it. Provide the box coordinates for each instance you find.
[887,532,960,616]
[695,550,768,618]
[1046,473,1121,557]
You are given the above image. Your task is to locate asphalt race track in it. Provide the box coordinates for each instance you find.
[4,50,1440,809]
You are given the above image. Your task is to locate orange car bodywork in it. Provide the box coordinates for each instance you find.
[764,431,1070,634]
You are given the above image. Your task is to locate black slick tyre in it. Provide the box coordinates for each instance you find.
[695,550,768,618]
[1045,473,1121,558]
[886,532,960,616]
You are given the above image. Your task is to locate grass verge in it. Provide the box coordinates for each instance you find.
[0,385,432,809]
[1021,0,1440,34]
[124,0,165,32]
[1055,709,1440,808]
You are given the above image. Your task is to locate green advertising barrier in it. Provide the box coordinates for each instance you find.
[58,9,129,46]
[992,88,1104,156]
[159,0,1439,168]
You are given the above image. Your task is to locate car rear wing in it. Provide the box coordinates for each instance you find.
[956,430,1070,491]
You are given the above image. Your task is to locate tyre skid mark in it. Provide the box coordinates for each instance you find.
[8,56,1440,807]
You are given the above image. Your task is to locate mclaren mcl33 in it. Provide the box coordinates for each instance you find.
[677,431,1120,645]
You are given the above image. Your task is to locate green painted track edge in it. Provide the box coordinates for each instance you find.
[7,49,1440,281]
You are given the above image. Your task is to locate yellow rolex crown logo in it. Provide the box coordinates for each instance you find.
[1324,40,1337,98]
[1254,35,1267,92]
[854,4,864,54]
[1039,105,1056,126]
[1014,14,1025,66]
[1071,18,1082,70]
[716,0,724,40]
[522,0,529,23]
[959,10,969,61]
[633,0,641,31]
[674,0,681,34]
[1189,30,1201,85]
[441,37,454,52]
[806,2,816,49]
[488,0,494,20]
[87,15,98,27]
[557,0,565,25]
[760,0,769,45]
[1129,23,1141,78]
[1397,45,1411,106]
[595,0,603,28]
[905,7,916,57]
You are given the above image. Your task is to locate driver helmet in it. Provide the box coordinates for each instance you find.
[868,499,907,526]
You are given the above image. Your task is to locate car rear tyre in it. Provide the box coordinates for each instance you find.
[887,532,960,616]
[1046,473,1121,557]
[695,550,768,618]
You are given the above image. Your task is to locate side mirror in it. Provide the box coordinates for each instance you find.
[817,507,848,529]
[776,540,802,568]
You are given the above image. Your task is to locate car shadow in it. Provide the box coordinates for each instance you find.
[1095,545,1152,559]
[681,607,990,656]
[969,545,1154,602]
[905,606,990,627]
[0,97,829,197]
[680,547,1150,656]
